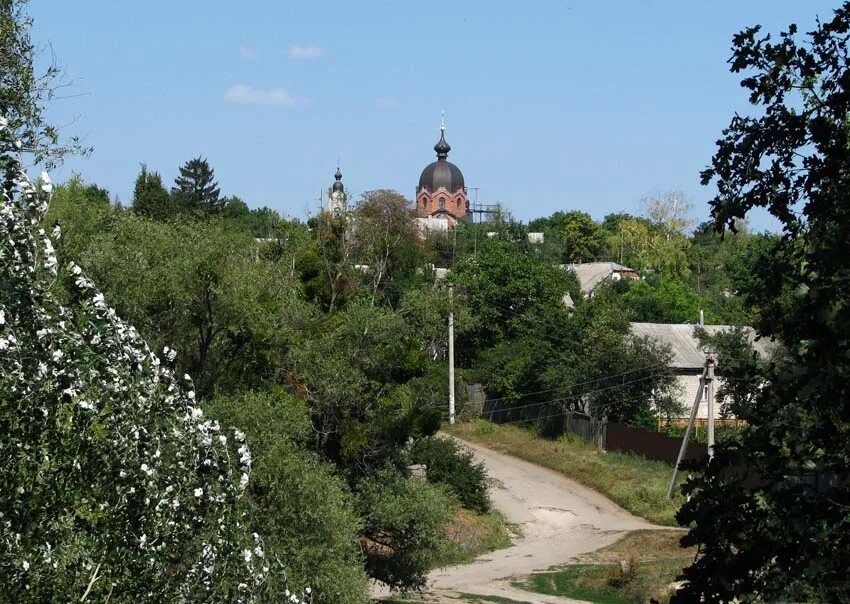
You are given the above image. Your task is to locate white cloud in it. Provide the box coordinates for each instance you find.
[288,45,324,59]
[224,85,296,107]
[374,97,397,109]
[239,46,258,60]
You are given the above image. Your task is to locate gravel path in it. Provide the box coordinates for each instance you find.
[389,436,671,604]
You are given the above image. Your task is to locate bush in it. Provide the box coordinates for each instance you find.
[206,392,369,604]
[408,436,491,514]
[0,129,266,601]
[356,467,456,592]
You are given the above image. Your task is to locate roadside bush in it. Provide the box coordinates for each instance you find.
[356,467,456,592]
[408,436,491,513]
[206,391,369,604]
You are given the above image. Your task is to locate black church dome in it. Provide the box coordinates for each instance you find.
[332,167,344,193]
[418,129,464,193]
[418,161,465,193]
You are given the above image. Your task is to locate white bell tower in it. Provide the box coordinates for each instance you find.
[327,166,347,215]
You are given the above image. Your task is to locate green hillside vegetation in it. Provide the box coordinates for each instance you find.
[7,0,848,600]
[25,151,773,600]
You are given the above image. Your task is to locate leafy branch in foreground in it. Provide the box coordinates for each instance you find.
[0,117,279,602]
[674,5,850,602]
[0,0,90,167]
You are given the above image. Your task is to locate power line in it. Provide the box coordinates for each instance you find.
[481,368,675,417]
[484,373,675,428]
[481,360,672,404]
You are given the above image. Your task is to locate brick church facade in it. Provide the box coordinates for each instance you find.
[416,122,471,228]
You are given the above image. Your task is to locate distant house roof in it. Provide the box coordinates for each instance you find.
[561,262,639,296]
[630,322,774,371]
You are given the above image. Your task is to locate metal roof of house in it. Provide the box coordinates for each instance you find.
[561,262,637,295]
[629,322,774,370]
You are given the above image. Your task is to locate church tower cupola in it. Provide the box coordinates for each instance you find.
[416,114,469,228]
[434,128,451,159]
[327,164,347,215]
[332,167,344,193]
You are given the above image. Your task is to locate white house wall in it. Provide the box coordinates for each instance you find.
[675,374,727,419]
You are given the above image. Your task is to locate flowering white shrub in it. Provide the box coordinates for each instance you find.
[0,119,274,601]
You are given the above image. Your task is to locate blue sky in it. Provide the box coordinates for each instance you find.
[31,1,840,230]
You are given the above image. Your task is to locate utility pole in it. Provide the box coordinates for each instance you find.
[448,284,455,425]
[706,351,716,458]
[667,363,708,500]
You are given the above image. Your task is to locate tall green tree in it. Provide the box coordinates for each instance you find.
[529,210,606,263]
[172,156,222,215]
[132,163,174,219]
[451,238,575,356]
[78,215,305,397]
[353,189,429,306]
[558,210,606,262]
[298,212,356,313]
[674,6,850,601]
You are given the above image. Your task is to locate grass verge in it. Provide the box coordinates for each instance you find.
[433,508,513,568]
[445,419,684,526]
[515,530,694,604]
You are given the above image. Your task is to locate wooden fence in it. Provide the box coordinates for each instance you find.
[564,412,607,449]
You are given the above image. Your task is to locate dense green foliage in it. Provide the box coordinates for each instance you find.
[12,0,839,599]
[356,467,455,591]
[205,391,369,604]
[673,6,850,601]
[450,238,682,428]
[58,209,304,398]
[0,137,265,602]
[408,436,490,514]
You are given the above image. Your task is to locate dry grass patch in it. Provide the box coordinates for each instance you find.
[434,508,513,568]
[445,419,684,526]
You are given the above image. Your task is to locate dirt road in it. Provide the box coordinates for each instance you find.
[424,437,667,603]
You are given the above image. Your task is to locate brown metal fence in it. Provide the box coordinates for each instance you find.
[605,422,706,465]
[470,384,706,466]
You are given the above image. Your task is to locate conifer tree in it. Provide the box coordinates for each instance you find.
[131,163,173,219]
[172,157,222,215]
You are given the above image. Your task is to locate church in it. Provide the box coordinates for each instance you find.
[325,118,471,230]
[415,120,471,229]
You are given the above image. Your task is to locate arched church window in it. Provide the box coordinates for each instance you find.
[439,197,446,210]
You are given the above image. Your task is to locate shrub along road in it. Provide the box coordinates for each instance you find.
[416,436,678,603]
